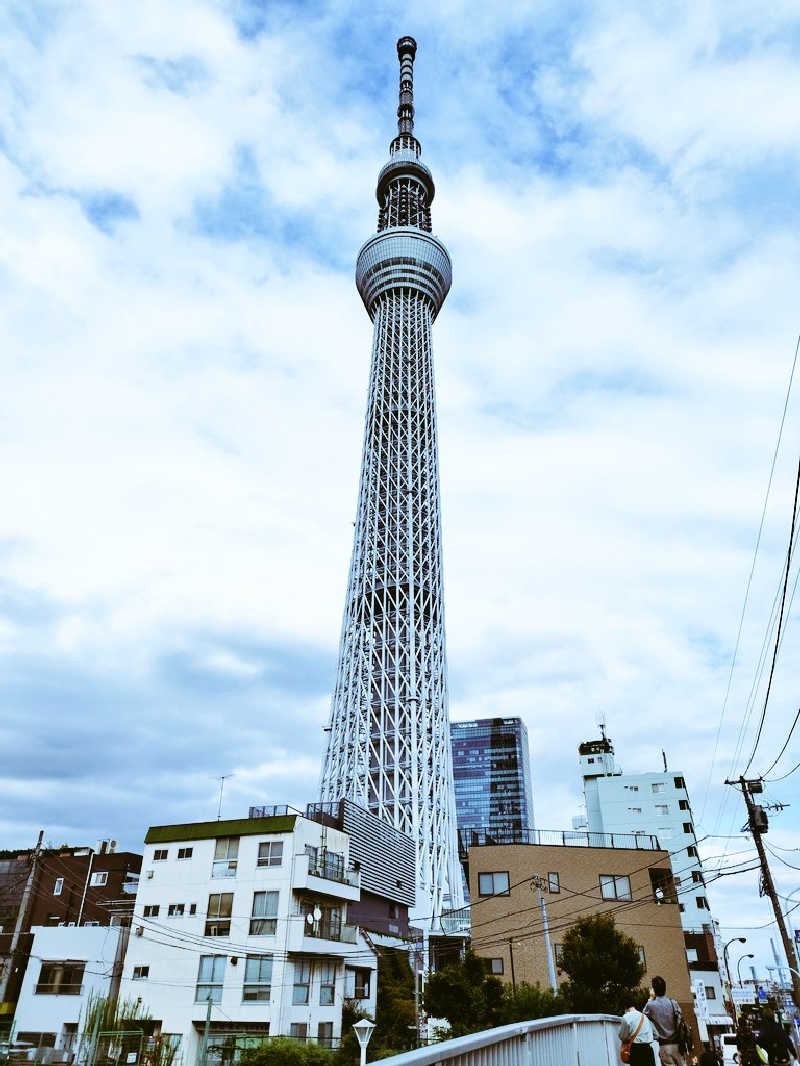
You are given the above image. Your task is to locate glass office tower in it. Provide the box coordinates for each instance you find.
[450,718,534,843]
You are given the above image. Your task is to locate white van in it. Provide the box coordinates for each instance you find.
[719,1033,740,1064]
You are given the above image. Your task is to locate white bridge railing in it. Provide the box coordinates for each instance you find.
[376,1014,622,1066]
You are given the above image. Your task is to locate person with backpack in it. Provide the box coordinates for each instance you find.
[643,975,693,1065]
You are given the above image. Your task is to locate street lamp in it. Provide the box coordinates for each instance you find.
[723,938,747,1023]
[737,953,755,985]
[353,1019,376,1066]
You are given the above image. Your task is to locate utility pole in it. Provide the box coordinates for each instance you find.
[0,830,43,1008]
[507,938,516,990]
[531,875,558,993]
[198,996,212,1066]
[726,777,800,1010]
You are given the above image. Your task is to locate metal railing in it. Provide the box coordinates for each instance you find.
[458,827,660,856]
[376,1014,621,1066]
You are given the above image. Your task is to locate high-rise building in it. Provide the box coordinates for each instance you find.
[578,733,730,1041]
[319,37,462,924]
[450,718,534,841]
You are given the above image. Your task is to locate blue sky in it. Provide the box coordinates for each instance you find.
[1,0,799,973]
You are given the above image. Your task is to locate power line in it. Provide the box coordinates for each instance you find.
[700,333,800,823]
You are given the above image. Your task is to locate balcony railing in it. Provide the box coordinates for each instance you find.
[458,827,660,857]
[308,854,359,888]
[303,917,358,944]
[34,983,84,995]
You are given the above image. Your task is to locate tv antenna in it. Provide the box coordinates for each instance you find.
[215,773,234,820]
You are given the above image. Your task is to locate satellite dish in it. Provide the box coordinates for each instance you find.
[313,907,322,922]
[306,912,314,925]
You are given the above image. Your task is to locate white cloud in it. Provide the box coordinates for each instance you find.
[1,0,799,970]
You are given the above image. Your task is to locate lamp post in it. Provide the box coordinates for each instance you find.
[353,1019,375,1066]
[737,953,755,985]
[723,938,747,1023]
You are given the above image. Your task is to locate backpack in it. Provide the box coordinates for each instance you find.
[671,1000,693,1056]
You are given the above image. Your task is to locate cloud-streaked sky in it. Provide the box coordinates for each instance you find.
[2,1,799,972]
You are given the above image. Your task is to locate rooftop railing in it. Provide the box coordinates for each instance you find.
[458,827,660,857]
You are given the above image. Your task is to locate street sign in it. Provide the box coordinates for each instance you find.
[757,987,768,1003]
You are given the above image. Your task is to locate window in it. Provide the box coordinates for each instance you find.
[696,896,708,909]
[243,955,272,1001]
[547,872,560,894]
[686,948,698,963]
[649,868,677,904]
[250,891,278,935]
[679,799,690,811]
[289,1024,307,1041]
[292,960,311,1005]
[153,849,168,861]
[651,783,665,794]
[599,875,631,901]
[177,848,193,860]
[257,842,283,868]
[692,871,705,885]
[36,961,85,995]
[629,807,642,814]
[212,837,239,878]
[132,966,149,980]
[554,944,564,968]
[168,903,185,918]
[637,946,646,967]
[489,958,504,975]
[319,960,336,1005]
[189,903,197,915]
[705,986,717,1000]
[624,785,639,792]
[317,1023,334,1049]
[478,871,510,896]
[687,846,697,857]
[90,871,108,887]
[205,893,233,936]
[655,804,669,815]
[195,955,225,1003]
[53,878,64,896]
[587,757,594,763]
[674,776,685,789]
[346,967,370,999]
[683,822,693,834]
[143,905,159,918]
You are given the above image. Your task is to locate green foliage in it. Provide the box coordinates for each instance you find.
[373,948,416,1054]
[423,951,504,1037]
[240,1040,333,1066]
[558,913,646,1015]
[499,982,570,1025]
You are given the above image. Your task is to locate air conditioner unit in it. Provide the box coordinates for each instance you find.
[146,871,154,879]
[135,926,143,937]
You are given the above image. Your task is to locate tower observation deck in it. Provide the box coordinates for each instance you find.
[319,37,463,924]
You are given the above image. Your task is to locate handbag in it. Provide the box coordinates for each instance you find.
[620,1013,645,1063]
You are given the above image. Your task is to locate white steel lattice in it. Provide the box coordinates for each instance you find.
[319,37,463,924]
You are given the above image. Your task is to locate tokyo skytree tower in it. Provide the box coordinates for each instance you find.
[320,37,463,923]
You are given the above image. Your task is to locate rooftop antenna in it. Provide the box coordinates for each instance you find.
[215,773,234,820]
[597,713,607,742]
[662,749,668,772]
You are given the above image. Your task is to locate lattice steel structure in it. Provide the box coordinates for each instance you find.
[320,37,463,924]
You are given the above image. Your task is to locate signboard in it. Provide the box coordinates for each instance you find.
[757,987,768,1003]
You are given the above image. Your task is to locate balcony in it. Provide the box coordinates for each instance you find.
[458,826,660,859]
[292,852,360,902]
[286,914,359,955]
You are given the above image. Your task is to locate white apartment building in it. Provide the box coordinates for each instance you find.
[579,734,729,1040]
[13,925,126,1054]
[119,809,389,1062]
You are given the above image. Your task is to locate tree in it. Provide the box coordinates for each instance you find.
[558,913,646,1014]
[423,952,504,1037]
[499,982,570,1025]
[240,1040,332,1066]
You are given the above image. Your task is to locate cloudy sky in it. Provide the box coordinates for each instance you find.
[2,0,799,972]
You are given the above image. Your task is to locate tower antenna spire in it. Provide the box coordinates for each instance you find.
[396,36,417,138]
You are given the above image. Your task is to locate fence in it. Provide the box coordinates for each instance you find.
[376,1014,622,1066]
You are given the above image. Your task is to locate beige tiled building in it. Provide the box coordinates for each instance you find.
[466,831,697,1037]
